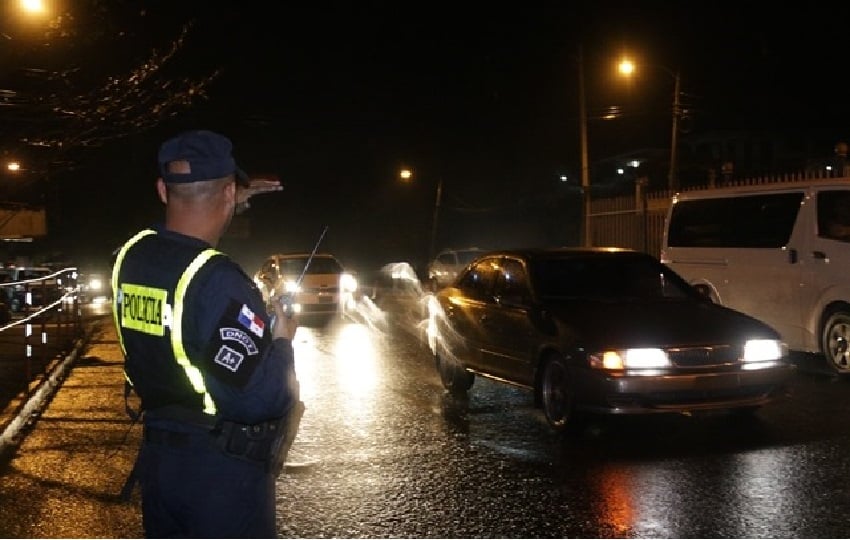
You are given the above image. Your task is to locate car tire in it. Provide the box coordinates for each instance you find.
[540,354,580,433]
[820,306,850,374]
[435,340,474,395]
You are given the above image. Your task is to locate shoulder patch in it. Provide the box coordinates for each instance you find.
[204,299,272,388]
[219,327,260,355]
[237,304,265,338]
[213,344,245,372]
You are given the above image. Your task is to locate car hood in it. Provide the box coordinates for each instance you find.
[281,273,339,289]
[543,298,780,348]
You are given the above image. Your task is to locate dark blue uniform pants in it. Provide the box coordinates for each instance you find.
[138,431,277,538]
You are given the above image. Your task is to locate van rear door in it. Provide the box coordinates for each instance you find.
[799,188,850,349]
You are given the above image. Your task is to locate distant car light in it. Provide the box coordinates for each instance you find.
[340,273,357,293]
[88,277,103,291]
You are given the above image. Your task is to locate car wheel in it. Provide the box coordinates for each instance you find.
[540,354,578,432]
[435,340,474,395]
[820,307,850,374]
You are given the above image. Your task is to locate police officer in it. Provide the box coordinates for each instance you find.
[112,129,301,538]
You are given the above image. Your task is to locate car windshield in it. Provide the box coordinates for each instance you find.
[530,253,697,301]
[456,250,481,265]
[278,257,343,275]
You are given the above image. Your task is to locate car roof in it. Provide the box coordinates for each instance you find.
[470,246,643,259]
[269,253,338,260]
[437,247,482,254]
[673,178,850,201]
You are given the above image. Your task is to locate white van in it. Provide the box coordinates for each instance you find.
[660,179,850,374]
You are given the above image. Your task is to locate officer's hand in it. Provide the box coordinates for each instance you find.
[236,178,283,206]
[270,294,298,341]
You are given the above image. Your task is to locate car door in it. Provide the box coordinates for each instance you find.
[477,256,537,385]
[803,188,850,348]
[444,258,498,372]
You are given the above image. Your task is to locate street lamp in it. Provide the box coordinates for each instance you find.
[618,56,682,192]
[3,0,49,36]
[19,0,47,15]
[577,46,633,246]
[399,167,443,263]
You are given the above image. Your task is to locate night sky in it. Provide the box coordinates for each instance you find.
[2,2,850,276]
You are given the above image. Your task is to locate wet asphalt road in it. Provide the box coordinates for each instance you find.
[3,296,850,537]
[277,298,850,538]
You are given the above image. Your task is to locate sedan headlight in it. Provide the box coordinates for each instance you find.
[742,338,785,369]
[589,348,671,370]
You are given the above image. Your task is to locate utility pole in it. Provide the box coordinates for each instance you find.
[578,44,591,247]
[668,70,681,192]
[428,177,443,262]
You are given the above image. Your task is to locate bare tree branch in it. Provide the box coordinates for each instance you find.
[0,5,222,178]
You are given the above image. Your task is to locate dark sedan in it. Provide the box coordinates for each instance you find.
[426,247,795,432]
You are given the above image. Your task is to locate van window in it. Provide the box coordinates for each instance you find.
[668,192,803,248]
[817,190,850,242]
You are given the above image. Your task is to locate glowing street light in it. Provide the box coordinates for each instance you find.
[577,46,633,246]
[398,167,443,262]
[20,0,47,15]
[618,55,683,192]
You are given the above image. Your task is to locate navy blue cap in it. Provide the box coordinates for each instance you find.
[158,130,250,186]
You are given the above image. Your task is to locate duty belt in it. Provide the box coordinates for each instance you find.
[145,404,291,466]
[141,419,280,464]
[121,404,303,501]
[212,419,281,463]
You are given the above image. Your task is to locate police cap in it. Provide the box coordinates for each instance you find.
[158,130,250,186]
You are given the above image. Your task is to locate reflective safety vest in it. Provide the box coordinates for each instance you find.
[112,228,225,417]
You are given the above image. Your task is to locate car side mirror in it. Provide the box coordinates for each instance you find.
[692,283,715,303]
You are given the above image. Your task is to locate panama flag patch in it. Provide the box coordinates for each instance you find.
[237,304,265,338]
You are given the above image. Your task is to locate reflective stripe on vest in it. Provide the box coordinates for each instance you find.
[112,229,223,416]
[112,229,156,356]
[172,248,221,415]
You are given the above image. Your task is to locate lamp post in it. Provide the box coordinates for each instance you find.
[578,45,591,247]
[618,57,682,192]
[429,176,443,262]
[668,70,682,192]
[399,167,443,263]
[577,46,636,247]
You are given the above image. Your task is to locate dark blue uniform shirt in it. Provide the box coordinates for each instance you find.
[118,225,296,433]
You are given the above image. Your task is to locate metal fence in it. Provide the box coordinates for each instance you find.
[0,268,85,437]
[588,169,843,258]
